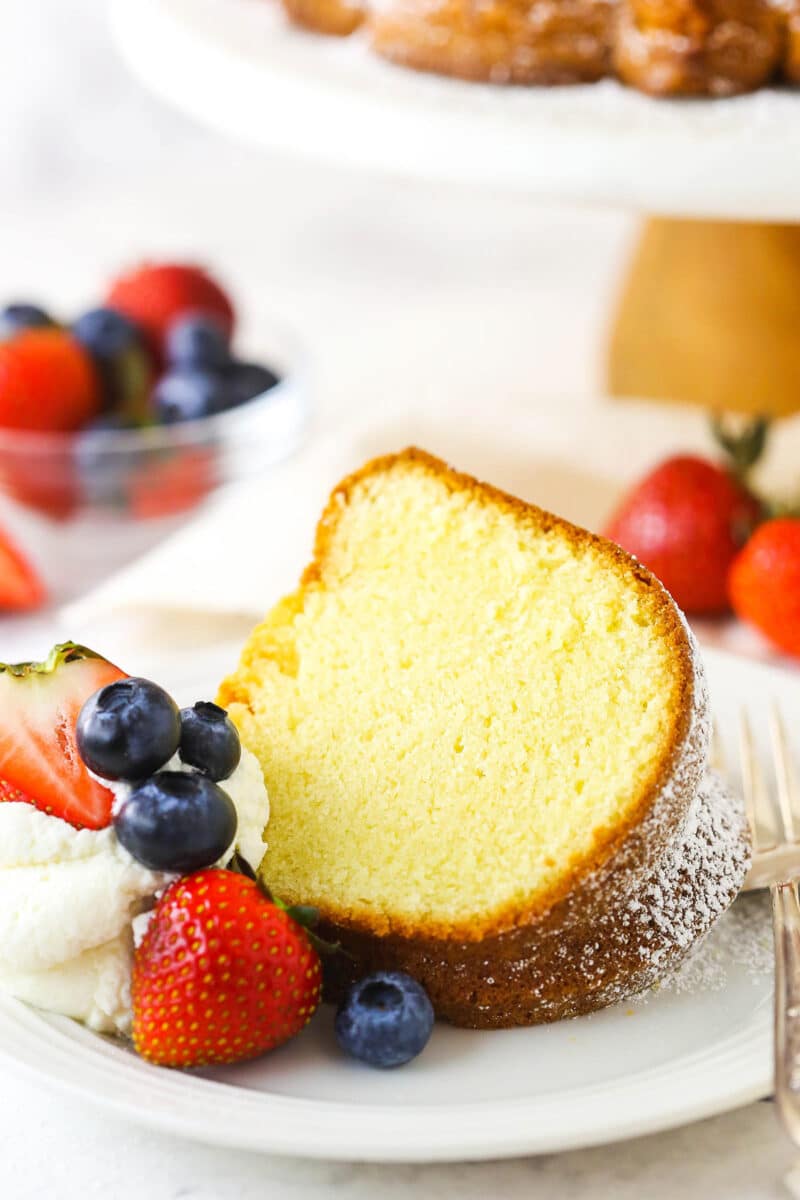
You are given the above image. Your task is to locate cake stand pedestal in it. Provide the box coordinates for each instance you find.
[111,0,800,418]
[608,220,800,419]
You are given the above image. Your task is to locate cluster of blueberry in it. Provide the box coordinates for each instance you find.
[75,674,437,1069]
[76,677,243,874]
[0,264,287,524]
[0,302,280,430]
[81,308,280,428]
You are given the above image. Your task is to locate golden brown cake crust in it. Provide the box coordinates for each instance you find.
[613,0,784,97]
[282,0,365,36]
[370,0,614,85]
[787,0,800,81]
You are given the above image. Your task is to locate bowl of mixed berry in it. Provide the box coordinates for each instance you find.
[0,261,308,608]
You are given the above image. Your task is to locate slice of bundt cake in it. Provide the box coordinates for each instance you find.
[219,449,749,1027]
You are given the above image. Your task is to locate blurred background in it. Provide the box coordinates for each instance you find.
[6,0,799,654]
[5,0,800,650]
[2,0,631,433]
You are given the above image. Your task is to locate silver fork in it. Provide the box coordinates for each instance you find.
[736,708,800,1144]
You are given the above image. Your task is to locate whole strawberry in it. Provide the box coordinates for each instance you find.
[604,455,761,615]
[0,328,100,432]
[106,263,235,360]
[132,869,322,1067]
[729,518,800,657]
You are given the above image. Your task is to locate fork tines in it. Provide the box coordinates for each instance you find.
[739,707,800,855]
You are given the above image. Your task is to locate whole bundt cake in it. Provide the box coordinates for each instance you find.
[278,0,798,96]
[219,449,749,1027]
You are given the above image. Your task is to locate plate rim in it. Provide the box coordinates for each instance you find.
[0,990,771,1161]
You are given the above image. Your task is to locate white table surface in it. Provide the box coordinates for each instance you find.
[1,1,798,1195]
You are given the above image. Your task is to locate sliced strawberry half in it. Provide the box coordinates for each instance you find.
[0,642,126,829]
[0,777,34,804]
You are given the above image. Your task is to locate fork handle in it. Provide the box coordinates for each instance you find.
[772,882,800,1138]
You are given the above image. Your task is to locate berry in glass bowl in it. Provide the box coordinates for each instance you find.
[0,262,308,608]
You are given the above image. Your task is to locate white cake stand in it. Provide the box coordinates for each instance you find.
[112,0,800,416]
[112,0,800,221]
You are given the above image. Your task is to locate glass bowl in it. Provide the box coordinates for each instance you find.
[0,323,310,606]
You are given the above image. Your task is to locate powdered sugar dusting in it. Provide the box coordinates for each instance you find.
[573,770,753,1013]
[631,770,751,969]
[653,617,712,831]
[652,889,772,998]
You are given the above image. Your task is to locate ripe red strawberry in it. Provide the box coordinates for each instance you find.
[132,869,322,1067]
[106,264,235,360]
[729,518,800,657]
[604,455,762,615]
[0,329,100,432]
[0,642,126,829]
[0,526,45,610]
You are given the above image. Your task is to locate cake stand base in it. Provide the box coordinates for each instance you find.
[607,219,800,419]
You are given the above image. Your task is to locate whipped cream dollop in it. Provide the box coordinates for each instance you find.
[0,747,269,1034]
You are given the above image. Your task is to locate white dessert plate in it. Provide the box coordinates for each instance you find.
[111,0,800,219]
[0,643,784,1161]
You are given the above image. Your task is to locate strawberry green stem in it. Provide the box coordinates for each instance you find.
[0,641,114,678]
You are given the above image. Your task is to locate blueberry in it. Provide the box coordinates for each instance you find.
[179,701,241,781]
[223,361,281,410]
[72,308,152,419]
[0,304,54,339]
[335,971,434,1068]
[166,314,231,370]
[76,678,181,781]
[72,307,141,360]
[151,367,229,423]
[114,771,237,873]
